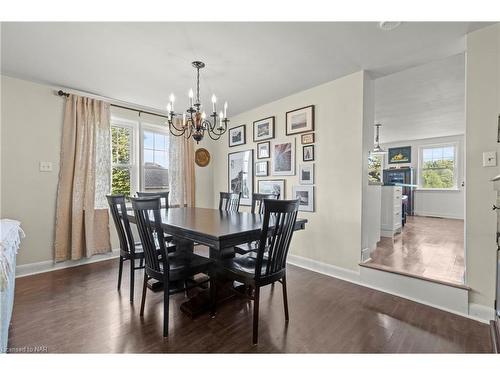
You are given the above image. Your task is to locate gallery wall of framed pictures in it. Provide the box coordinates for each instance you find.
[225,103,317,212]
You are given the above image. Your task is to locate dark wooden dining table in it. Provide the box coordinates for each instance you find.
[127,206,307,317]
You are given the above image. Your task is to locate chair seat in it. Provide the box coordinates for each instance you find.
[218,253,268,283]
[159,251,214,281]
[234,241,259,255]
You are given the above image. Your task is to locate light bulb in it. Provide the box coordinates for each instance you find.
[188,89,194,98]
[211,94,217,103]
[201,111,206,120]
[169,93,175,103]
[224,101,228,118]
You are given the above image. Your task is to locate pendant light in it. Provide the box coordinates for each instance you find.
[371,123,387,155]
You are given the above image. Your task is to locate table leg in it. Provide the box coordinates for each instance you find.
[179,246,237,319]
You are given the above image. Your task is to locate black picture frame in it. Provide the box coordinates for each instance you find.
[253,116,275,142]
[258,179,285,199]
[228,149,253,206]
[286,105,315,136]
[388,146,411,164]
[303,145,315,161]
[228,124,246,147]
[255,161,268,177]
[257,141,270,159]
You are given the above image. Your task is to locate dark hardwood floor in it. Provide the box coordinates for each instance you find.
[8,254,491,353]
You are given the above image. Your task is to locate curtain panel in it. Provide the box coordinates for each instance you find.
[54,95,111,262]
[169,124,195,207]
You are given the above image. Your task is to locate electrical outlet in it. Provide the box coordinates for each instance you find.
[39,161,53,172]
[483,152,497,167]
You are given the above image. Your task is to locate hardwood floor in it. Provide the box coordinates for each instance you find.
[8,255,490,353]
[365,216,465,286]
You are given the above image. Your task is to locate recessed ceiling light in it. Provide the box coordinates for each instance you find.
[378,21,402,31]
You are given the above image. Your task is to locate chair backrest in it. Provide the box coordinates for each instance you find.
[251,193,280,214]
[219,192,241,212]
[106,194,137,254]
[131,197,168,279]
[136,191,169,208]
[254,199,299,283]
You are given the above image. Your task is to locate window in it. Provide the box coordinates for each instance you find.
[142,129,169,191]
[111,125,134,197]
[419,144,457,189]
[368,154,383,184]
[110,118,169,197]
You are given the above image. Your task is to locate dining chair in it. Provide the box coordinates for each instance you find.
[219,192,241,212]
[235,192,280,255]
[136,191,174,243]
[217,198,299,344]
[136,191,169,207]
[131,196,216,337]
[106,195,148,303]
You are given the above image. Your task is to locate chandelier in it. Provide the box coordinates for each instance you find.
[166,61,229,143]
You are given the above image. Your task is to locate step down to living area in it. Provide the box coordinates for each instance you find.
[359,262,470,318]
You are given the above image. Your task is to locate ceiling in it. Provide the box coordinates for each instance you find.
[0,22,490,116]
[375,53,465,144]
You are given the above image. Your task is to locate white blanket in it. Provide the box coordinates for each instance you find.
[0,219,25,290]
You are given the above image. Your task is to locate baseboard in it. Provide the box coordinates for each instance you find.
[287,253,491,324]
[414,212,464,220]
[16,249,120,278]
[287,254,361,284]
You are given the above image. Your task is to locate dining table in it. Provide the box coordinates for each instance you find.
[127,206,308,318]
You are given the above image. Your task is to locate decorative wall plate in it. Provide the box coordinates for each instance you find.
[195,148,211,167]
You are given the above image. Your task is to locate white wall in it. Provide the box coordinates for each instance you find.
[381,134,465,220]
[0,75,215,266]
[212,71,369,271]
[374,53,465,143]
[1,76,64,265]
[465,23,500,310]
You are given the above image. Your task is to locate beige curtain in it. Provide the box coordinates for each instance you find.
[54,95,111,262]
[169,126,195,207]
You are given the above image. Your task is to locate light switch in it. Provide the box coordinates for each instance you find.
[483,151,497,167]
[39,161,53,172]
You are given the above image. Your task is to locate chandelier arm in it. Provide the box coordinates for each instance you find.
[207,123,227,136]
[169,121,185,133]
[206,129,222,141]
[168,119,187,137]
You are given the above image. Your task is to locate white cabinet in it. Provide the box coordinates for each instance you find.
[380,186,402,238]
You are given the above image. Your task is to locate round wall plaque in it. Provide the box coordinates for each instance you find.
[195,148,211,167]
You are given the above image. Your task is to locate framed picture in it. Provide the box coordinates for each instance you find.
[228,124,246,147]
[286,105,314,135]
[257,141,270,159]
[388,146,411,164]
[301,133,315,144]
[303,145,314,161]
[299,164,314,185]
[258,179,285,199]
[292,185,314,212]
[255,161,268,177]
[228,149,253,206]
[272,139,295,176]
[253,116,275,142]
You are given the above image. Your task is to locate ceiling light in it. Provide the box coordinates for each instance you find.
[166,61,229,143]
[378,21,401,31]
[371,123,387,155]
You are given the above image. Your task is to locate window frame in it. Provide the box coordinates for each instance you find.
[110,118,138,197]
[417,142,459,191]
[139,121,170,192]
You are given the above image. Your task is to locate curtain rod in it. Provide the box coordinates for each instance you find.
[57,90,169,120]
